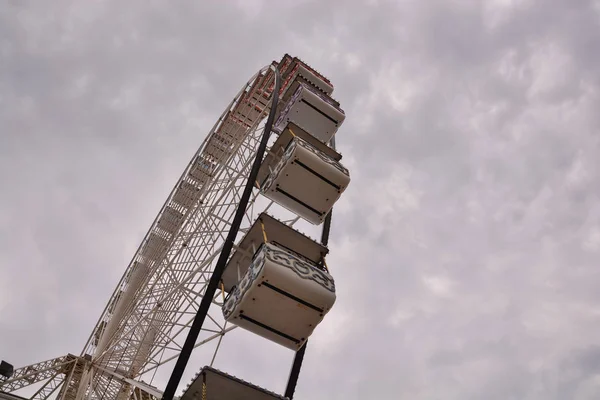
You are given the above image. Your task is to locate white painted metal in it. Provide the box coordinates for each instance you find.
[274,82,345,143]
[95,262,151,356]
[222,242,336,350]
[0,355,80,398]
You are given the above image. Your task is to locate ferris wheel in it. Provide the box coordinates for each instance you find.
[0,54,350,400]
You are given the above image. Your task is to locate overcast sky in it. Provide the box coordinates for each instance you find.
[2,0,600,399]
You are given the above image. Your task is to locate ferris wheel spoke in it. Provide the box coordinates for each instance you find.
[30,372,64,400]
[99,255,221,356]
[136,296,227,363]
[208,321,229,368]
[138,325,238,376]
[139,243,220,317]
[144,330,183,364]
[203,308,225,331]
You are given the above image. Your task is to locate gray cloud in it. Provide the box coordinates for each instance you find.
[2,0,600,399]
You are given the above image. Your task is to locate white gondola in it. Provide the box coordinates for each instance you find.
[221,213,328,291]
[273,82,345,144]
[257,123,350,225]
[278,55,334,101]
[221,214,335,351]
[181,366,287,400]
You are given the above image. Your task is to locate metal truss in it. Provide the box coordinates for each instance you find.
[0,355,95,400]
[0,355,77,394]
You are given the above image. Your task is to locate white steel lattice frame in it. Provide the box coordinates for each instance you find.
[1,63,297,400]
[0,355,76,395]
[83,65,279,400]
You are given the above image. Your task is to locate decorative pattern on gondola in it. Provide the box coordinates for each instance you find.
[297,81,342,110]
[222,250,266,319]
[271,240,322,270]
[261,136,349,193]
[222,243,336,319]
[274,83,342,134]
[265,244,335,293]
[295,138,350,176]
[261,139,297,191]
[274,85,304,133]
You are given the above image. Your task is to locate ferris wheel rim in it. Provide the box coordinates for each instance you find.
[78,64,273,357]
[72,62,285,400]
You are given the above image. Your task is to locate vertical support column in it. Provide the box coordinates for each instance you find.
[162,67,281,400]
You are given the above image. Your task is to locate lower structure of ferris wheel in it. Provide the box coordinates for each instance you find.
[0,54,351,400]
